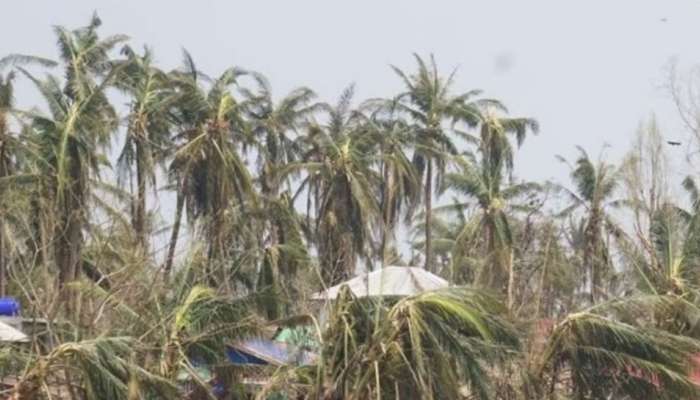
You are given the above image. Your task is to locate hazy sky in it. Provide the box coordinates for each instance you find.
[2,0,699,184]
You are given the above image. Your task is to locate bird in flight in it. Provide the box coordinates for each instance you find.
[667,141,682,146]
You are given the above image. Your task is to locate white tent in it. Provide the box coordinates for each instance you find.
[311,266,448,300]
[0,319,28,343]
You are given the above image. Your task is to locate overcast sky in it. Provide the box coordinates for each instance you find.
[2,0,699,190]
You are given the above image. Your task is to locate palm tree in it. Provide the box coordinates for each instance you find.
[535,311,700,399]
[264,287,518,399]
[114,45,177,252]
[241,74,318,198]
[166,53,255,281]
[2,14,125,297]
[159,285,261,380]
[443,111,538,308]
[558,147,619,304]
[240,74,318,297]
[389,54,485,271]
[291,86,380,286]
[11,337,176,399]
[362,116,421,266]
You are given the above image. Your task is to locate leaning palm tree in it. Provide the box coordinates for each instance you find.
[158,285,261,380]
[263,286,518,399]
[165,52,255,281]
[558,147,620,304]
[11,336,176,400]
[388,54,486,271]
[113,45,177,252]
[534,311,700,399]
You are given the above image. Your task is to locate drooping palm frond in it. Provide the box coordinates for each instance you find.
[311,286,518,400]
[13,336,176,400]
[536,312,700,400]
[160,285,261,379]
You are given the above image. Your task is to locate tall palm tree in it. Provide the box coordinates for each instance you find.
[22,70,119,292]
[558,147,619,304]
[291,86,380,286]
[114,45,177,252]
[362,116,421,266]
[8,15,125,294]
[444,111,538,308]
[166,53,255,281]
[389,54,486,271]
[240,74,318,293]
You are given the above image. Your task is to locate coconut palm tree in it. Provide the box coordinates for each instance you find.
[535,311,700,399]
[361,116,421,266]
[290,86,380,286]
[2,15,125,298]
[263,286,518,399]
[558,147,620,304]
[388,54,486,271]
[241,74,318,197]
[165,53,255,281]
[443,111,538,308]
[19,75,119,298]
[159,285,261,380]
[113,45,177,252]
[11,336,176,400]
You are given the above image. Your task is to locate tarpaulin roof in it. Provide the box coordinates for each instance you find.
[311,266,448,300]
[227,338,317,366]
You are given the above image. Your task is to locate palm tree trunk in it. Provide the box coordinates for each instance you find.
[0,144,6,297]
[506,251,515,312]
[164,176,186,278]
[0,222,5,297]
[424,159,433,271]
[584,210,601,304]
[56,187,83,311]
[380,161,390,267]
[134,136,148,252]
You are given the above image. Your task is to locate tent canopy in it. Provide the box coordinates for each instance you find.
[311,266,448,300]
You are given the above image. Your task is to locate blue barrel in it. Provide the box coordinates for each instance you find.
[0,297,20,316]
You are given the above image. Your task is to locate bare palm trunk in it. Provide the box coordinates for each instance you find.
[506,251,515,312]
[424,159,433,271]
[380,161,390,267]
[134,136,148,252]
[0,148,6,297]
[56,190,83,311]
[164,176,186,278]
[0,222,5,297]
[0,128,8,296]
[584,209,601,304]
